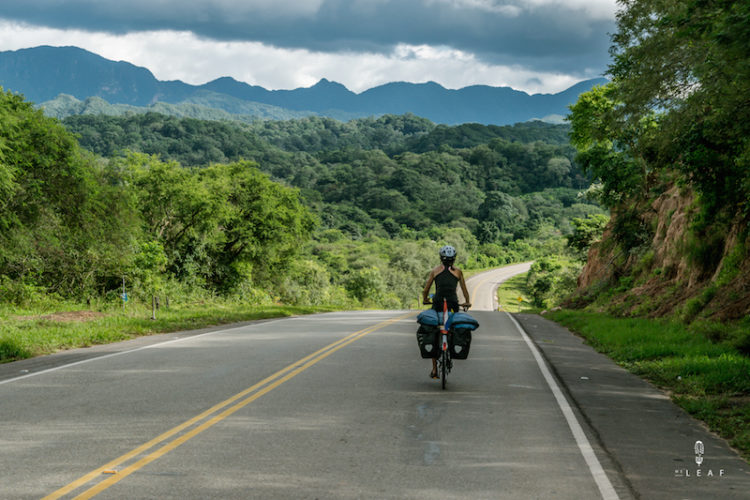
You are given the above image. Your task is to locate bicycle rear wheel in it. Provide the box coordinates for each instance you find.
[441,350,447,390]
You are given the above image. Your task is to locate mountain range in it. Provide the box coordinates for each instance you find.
[0,46,607,125]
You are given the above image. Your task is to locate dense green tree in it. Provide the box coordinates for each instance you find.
[568,84,657,207]
[567,214,610,258]
[201,161,315,289]
[564,0,750,321]
[604,0,750,217]
[133,240,168,318]
[120,153,222,266]
[478,191,526,238]
[3,86,605,309]
[115,153,315,292]
[0,88,140,298]
[65,111,607,256]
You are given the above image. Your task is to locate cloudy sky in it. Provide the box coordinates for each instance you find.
[0,0,618,94]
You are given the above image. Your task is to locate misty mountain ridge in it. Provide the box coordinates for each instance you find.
[0,45,608,125]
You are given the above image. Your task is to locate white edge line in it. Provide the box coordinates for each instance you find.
[507,312,620,500]
[0,318,290,386]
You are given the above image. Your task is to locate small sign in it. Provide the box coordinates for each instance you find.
[121,292,128,302]
[517,296,523,302]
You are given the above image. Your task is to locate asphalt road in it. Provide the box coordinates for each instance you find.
[0,264,747,499]
[464,262,532,311]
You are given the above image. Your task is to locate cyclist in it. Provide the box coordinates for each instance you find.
[422,245,471,379]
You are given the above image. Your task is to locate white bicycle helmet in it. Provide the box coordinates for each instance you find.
[439,245,457,259]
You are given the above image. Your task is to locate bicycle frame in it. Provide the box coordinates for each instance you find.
[438,298,452,390]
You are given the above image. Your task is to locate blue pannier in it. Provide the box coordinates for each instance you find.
[447,312,479,331]
[417,309,440,326]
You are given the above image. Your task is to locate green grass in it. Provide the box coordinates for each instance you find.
[496,272,538,313]
[0,301,337,363]
[548,310,750,461]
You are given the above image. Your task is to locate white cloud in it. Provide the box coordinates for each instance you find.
[0,20,597,94]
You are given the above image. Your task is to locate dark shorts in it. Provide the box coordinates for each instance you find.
[432,298,459,313]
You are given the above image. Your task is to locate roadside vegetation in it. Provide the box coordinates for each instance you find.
[496,273,535,313]
[565,0,750,323]
[0,301,334,362]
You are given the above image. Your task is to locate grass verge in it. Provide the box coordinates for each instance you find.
[547,310,750,462]
[0,302,337,363]
[496,272,538,313]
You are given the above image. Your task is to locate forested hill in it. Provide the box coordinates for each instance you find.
[0,46,607,125]
[64,113,573,157]
[63,113,598,241]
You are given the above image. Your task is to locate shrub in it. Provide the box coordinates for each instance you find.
[567,213,609,258]
[0,336,31,362]
[525,257,580,308]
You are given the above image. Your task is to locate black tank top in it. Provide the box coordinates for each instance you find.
[434,265,459,307]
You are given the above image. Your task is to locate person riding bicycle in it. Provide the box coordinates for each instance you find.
[422,245,471,379]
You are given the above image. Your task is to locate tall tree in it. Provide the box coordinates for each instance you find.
[0,89,138,297]
[607,0,750,217]
[200,161,316,290]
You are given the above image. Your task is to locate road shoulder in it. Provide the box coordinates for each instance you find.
[515,313,750,500]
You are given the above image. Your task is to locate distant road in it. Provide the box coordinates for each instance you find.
[466,262,532,311]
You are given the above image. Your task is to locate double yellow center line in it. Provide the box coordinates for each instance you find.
[44,312,413,499]
[470,272,497,307]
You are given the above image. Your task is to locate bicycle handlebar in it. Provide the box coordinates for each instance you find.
[422,300,471,311]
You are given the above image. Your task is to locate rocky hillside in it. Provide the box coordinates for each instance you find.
[566,1,749,328]
[578,184,749,322]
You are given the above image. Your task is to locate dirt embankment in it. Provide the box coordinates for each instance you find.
[577,185,750,320]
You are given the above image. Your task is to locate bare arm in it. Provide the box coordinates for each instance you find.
[422,269,437,303]
[458,270,471,307]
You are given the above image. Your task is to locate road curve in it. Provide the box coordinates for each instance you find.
[465,262,532,311]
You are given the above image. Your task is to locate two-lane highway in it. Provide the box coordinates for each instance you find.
[0,295,626,498]
[10,262,746,499]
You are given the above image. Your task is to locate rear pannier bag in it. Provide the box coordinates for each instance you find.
[450,328,472,359]
[416,325,440,358]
